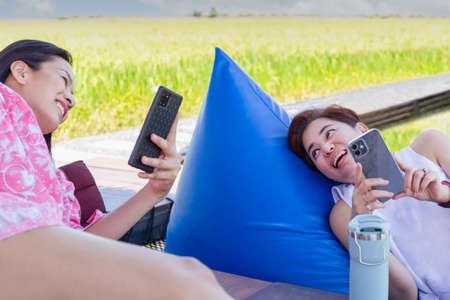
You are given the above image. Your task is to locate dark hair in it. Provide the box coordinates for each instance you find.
[287,105,361,172]
[0,40,73,153]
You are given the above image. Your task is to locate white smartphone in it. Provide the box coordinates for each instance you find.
[347,129,404,202]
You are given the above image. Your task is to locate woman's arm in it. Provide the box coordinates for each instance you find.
[410,129,450,177]
[329,200,417,300]
[85,184,170,239]
[0,226,232,300]
[393,129,450,203]
[85,117,183,239]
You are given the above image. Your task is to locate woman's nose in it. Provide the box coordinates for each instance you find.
[65,91,76,109]
[323,143,335,156]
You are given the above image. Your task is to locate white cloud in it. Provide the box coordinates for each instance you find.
[16,0,54,15]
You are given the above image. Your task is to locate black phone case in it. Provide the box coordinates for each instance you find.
[128,86,182,173]
[348,129,404,202]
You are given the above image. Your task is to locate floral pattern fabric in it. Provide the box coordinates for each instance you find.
[0,82,103,240]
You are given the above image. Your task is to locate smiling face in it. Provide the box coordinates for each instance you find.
[6,56,76,134]
[302,117,368,183]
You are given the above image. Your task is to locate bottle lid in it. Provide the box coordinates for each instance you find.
[348,214,390,241]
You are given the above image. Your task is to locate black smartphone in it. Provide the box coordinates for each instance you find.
[128,86,182,173]
[347,129,404,202]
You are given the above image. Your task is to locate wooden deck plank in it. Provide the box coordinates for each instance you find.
[214,271,272,300]
[83,157,182,210]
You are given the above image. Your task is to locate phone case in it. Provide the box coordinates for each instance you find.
[128,86,182,173]
[347,129,404,202]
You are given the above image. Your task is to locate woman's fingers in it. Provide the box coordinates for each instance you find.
[365,199,385,212]
[366,189,394,203]
[407,167,431,193]
[141,156,181,170]
[355,164,389,190]
[138,169,178,181]
[403,168,414,193]
[354,163,363,187]
[363,178,389,189]
[139,154,182,182]
[419,171,437,193]
[357,177,389,196]
[151,134,179,159]
[393,192,407,200]
[394,156,417,194]
[411,169,424,193]
[403,166,425,194]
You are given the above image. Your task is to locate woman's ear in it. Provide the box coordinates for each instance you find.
[8,61,30,85]
[355,122,369,133]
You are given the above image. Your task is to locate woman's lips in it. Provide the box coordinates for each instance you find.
[336,152,347,168]
[55,100,68,119]
[332,149,348,168]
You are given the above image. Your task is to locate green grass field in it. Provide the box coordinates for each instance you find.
[0,17,449,144]
[381,109,450,152]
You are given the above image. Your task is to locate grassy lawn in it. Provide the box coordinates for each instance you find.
[0,17,449,140]
[382,108,450,152]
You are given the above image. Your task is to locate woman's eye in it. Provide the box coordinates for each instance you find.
[312,149,319,158]
[61,76,68,86]
[326,129,335,138]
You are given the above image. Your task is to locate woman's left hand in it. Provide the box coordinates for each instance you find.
[138,116,183,199]
[393,157,448,203]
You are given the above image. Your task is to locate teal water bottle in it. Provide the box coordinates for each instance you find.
[348,215,390,300]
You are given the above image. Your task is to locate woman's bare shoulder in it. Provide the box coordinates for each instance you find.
[329,200,351,227]
[410,129,449,165]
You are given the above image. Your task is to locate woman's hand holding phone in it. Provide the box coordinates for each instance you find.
[393,157,448,203]
[352,163,393,216]
[138,115,183,199]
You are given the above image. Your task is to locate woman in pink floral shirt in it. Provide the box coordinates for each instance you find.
[0,40,231,300]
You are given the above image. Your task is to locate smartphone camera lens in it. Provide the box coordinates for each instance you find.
[359,143,367,155]
[159,93,169,107]
[351,144,357,150]
[355,150,361,156]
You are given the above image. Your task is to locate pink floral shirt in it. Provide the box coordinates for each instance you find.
[0,82,103,240]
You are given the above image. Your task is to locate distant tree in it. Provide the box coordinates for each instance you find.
[208,7,219,18]
[192,10,202,17]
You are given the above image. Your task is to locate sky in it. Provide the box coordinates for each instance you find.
[0,0,449,18]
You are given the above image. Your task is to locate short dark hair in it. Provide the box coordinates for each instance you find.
[0,40,73,153]
[0,39,72,83]
[287,105,361,172]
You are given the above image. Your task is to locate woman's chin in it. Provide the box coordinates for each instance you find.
[332,166,355,184]
[41,123,59,135]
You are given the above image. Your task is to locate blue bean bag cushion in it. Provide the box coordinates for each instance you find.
[165,48,349,294]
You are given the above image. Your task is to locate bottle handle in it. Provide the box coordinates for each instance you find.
[353,233,387,266]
